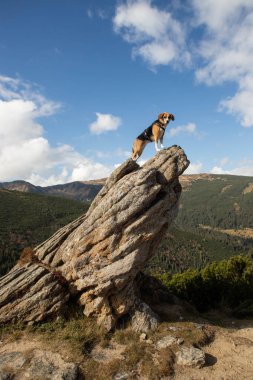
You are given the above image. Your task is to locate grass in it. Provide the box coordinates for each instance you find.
[0,316,217,380]
[150,321,215,348]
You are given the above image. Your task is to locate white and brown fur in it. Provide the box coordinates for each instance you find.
[132,112,175,161]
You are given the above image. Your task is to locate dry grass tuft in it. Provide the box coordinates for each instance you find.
[0,318,216,379]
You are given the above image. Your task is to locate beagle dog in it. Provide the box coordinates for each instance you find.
[132,112,175,160]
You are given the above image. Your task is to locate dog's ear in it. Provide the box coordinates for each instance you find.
[158,113,165,120]
[170,114,175,121]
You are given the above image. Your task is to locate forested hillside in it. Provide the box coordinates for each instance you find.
[0,190,85,276]
[148,174,253,274]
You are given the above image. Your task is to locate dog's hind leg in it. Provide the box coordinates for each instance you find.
[131,144,139,161]
[132,152,139,161]
[132,139,147,160]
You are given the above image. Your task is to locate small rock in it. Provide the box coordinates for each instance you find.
[177,338,184,345]
[131,302,159,333]
[28,350,80,380]
[156,335,178,349]
[146,339,153,344]
[0,352,27,370]
[140,333,147,341]
[176,346,205,368]
[113,372,130,380]
[0,350,81,380]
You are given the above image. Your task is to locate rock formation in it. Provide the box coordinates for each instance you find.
[0,146,189,330]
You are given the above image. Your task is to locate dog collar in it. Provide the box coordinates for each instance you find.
[157,120,166,132]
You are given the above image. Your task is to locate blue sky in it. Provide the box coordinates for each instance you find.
[0,0,253,185]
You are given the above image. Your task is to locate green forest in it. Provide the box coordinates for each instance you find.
[0,190,86,276]
[148,174,253,274]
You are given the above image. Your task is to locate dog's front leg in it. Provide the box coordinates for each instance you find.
[160,136,165,149]
[155,138,160,152]
[153,129,160,152]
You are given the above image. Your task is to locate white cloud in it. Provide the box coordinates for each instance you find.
[230,166,253,176]
[0,75,60,115]
[185,161,203,174]
[169,122,197,137]
[192,1,253,127]
[192,0,253,32]
[110,1,253,127]
[89,112,122,135]
[133,39,177,66]
[0,75,113,185]
[70,161,111,182]
[210,166,230,175]
[113,0,190,68]
[210,158,253,176]
[220,83,253,128]
[138,158,147,166]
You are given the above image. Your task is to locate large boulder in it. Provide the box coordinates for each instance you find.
[0,146,189,330]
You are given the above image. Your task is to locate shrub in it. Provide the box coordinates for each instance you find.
[157,255,253,314]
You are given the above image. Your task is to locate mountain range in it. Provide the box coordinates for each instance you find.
[0,179,105,202]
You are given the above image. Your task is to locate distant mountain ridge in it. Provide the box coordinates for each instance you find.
[1,174,253,202]
[0,179,104,202]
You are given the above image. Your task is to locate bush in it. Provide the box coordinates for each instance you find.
[157,255,253,314]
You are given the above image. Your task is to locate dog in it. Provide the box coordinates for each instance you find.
[132,112,175,160]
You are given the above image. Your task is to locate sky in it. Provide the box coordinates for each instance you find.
[0,0,253,186]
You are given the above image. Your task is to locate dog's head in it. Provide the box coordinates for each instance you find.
[158,112,175,125]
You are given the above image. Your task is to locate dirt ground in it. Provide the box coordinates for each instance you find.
[174,325,253,380]
[1,322,253,379]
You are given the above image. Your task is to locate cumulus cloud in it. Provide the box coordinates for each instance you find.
[185,161,203,174]
[0,75,60,116]
[0,75,112,185]
[192,0,253,127]
[111,1,253,127]
[89,112,122,135]
[220,78,253,127]
[113,0,190,68]
[210,166,230,175]
[210,159,253,176]
[169,122,197,137]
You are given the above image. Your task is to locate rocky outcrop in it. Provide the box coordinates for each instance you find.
[0,146,189,330]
